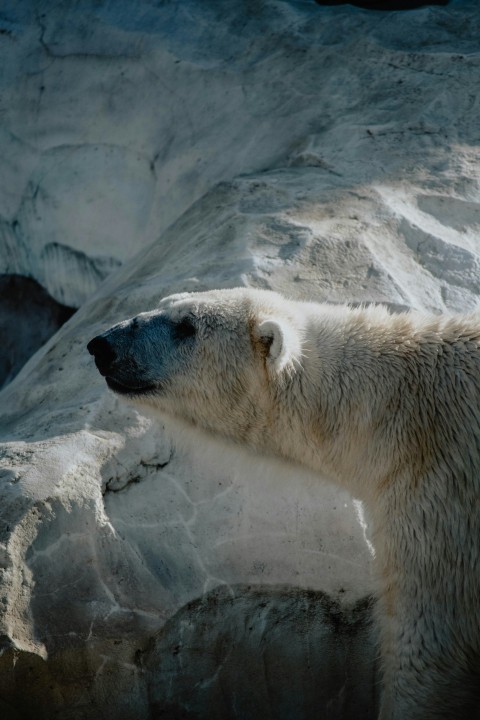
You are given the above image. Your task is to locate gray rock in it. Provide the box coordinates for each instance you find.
[145,585,379,720]
[0,274,75,388]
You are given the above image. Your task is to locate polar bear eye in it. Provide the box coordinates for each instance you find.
[174,317,196,341]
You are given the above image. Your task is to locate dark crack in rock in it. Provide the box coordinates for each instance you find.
[0,274,75,389]
[103,456,173,494]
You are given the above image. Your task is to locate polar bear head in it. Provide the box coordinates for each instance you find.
[87,288,305,443]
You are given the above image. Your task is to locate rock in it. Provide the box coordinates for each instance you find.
[1,0,478,308]
[145,586,378,720]
[0,274,75,388]
[1,0,480,718]
[315,1,448,9]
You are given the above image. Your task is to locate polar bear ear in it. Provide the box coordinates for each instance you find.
[256,318,301,372]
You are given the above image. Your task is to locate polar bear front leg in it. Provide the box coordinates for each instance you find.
[378,614,480,720]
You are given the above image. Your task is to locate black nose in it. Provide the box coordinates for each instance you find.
[87,335,116,375]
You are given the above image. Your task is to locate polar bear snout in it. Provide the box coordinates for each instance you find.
[87,335,117,376]
[87,313,185,397]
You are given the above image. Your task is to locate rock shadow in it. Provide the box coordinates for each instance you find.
[144,584,379,720]
[0,274,75,389]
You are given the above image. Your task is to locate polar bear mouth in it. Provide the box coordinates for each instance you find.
[105,376,157,395]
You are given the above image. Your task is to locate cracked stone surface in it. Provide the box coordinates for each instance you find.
[1,0,480,718]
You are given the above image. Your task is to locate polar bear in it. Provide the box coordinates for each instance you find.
[88,288,480,720]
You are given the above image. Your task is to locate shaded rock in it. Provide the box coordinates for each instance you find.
[0,639,149,720]
[315,0,448,9]
[39,243,121,309]
[0,274,75,388]
[145,585,379,720]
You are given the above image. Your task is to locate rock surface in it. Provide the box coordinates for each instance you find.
[1,0,480,718]
[0,0,478,308]
[146,586,378,720]
[0,275,75,388]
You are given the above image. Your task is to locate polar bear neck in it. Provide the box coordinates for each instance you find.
[267,306,480,507]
